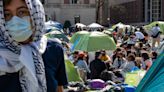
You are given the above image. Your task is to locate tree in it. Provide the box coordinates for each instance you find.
[95,0,105,23]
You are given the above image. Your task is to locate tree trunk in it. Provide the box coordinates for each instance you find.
[95,0,104,23]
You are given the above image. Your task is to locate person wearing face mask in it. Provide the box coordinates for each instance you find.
[0,0,68,92]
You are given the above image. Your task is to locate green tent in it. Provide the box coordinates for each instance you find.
[136,51,164,92]
[45,30,69,42]
[144,21,164,34]
[74,31,116,52]
[70,31,90,43]
[65,60,83,82]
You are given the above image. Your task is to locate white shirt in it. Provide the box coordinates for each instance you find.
[151,26,160,36]
[135,31,145,40]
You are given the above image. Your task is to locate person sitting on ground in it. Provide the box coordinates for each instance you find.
[141,52,152,71]
[74,52,90,74]
[100,50,111,62]
[90,51,107,79]
[151,51,158,62]
[113,52,127,69]
[121,54,136,73]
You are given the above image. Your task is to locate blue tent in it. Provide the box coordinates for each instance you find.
[136,50,164,92]
[45,20,63,30]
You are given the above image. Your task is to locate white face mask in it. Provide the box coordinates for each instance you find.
[6,16,33,42]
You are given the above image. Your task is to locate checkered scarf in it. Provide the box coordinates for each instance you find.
[0,0,47,92]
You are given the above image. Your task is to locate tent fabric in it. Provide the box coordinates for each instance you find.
[87,23,103,28]
[65,60,83,82]
[144,21,164,34]
[136,51,164,92]
[73,31,116,52]
[45,20,63,30]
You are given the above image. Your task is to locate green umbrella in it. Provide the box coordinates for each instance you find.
[136,51,164,92]
[45,30,69,42]
[70,31,90,43]
[144,21,164,34]
[74,31,116,52]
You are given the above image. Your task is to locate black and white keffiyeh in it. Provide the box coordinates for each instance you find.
[0,0,47,92]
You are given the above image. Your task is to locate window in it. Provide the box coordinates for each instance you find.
[152,0,161,21]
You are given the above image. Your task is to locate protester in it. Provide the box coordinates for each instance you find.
[90,51,107,79]
[150,51,158,62]
[121,54,136,73]
[0,0,67,92]
[74,52,90,73]
[100,50,111,62]
[113,52,126,69]
[150,24,161,49]
[141,52,152,71]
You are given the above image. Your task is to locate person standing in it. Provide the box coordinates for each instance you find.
[151,24,161,49]
[0,0,67,92]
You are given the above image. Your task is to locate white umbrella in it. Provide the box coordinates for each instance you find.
[87,23,103,28]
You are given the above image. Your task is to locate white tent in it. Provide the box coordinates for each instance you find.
[87,23,104,28]
[75,23,86,28]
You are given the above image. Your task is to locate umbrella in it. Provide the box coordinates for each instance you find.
[45,30,69,42]
[70,31,90,43]
[136,51,164,92]
[73,31,116,52]
[144,21,164,34]
[87,23,104,28]
[45,20,63,30]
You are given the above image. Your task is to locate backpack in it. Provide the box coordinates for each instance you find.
[151,31,160,38]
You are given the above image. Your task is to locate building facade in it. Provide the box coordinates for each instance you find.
[41,0,96,25]
[109,0,164,25]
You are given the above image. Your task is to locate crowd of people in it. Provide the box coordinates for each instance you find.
[62,22,163,85]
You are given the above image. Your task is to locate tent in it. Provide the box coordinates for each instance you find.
[45,20,63,30]
[144,21,164,34]
[87,23,104,28]
[136,51,164,92]
[73,31,116,52]
[74,23,86,28]
[45,29,69,42]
